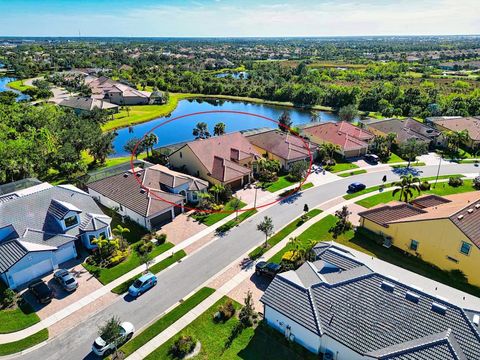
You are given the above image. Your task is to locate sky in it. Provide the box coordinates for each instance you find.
[0,0,479,37]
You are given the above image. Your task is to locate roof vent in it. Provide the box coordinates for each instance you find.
[475,204,480,209]
[123,173,129,178]
[381,281,395,292]
[406,291,420,303]
[136,172,142,177]
[140,188,146,194]
[468,209,474,214]
[473,314,480,327]
[457,214,464,220]
[431,302,447,315]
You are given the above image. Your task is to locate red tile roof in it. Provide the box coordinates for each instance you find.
[302,122,373,151]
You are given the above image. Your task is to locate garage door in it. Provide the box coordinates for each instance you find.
[174,204,183,216]
[55,244,76,265]
[150,210,173,229]
[11,259,53,288]
[229,179,242,190]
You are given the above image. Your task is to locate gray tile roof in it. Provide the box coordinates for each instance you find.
[79,213,111,231]
[260,243,480,359]
[21,229,76,247]
[0,240,27,272]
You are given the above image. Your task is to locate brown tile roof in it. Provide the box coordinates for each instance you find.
[411,194,452,209]
[142,164,208,191]
[430,116,480,141]
[367,118,439,143]
[246,130,316,161]
[302,122,374,151]
[87,171,183,217]
[175,132,258,183]
[358,203,426,227]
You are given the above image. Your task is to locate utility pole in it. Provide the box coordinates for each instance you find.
[434,155,442,188]
[253,183,258,209]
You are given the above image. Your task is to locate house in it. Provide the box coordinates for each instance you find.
[302,122,374,158]
[0,181,112,289]
[358,193,480,287]
[245,129,316,170]
[168,132,259,189]
[363,118,442,147]
[426,116,480,148]
[87,165,206,230]
[261,242,480,359]
[59,96,119,114]
[88,76,151,105]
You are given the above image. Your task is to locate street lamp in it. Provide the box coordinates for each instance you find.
[434,155,442,188]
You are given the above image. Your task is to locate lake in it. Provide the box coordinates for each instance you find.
[215,71,249,79]
[112,98,340,157]
[0,76,30,101]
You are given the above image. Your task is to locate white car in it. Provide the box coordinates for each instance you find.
[92,322,135,356]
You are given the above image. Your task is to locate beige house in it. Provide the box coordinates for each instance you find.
[169,132,259,189]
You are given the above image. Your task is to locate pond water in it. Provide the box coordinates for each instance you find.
[215,71,249,79]
[0,76,30,101]
[111,98,340,157]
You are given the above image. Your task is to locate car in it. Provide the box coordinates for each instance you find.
[28,280,54,304]
[53,269,78,292]
[128,272,157,297]
[348,182,366,193]
[255,261,282,278]
[92,321,135,356]
[364,153,379,164]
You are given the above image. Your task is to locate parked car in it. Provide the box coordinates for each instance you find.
[53,269,78,292]
[28,280,53,304]
[364,153,379,164]
[348,182,366,193]
[92,321,135,356]
[255,261,282,278]
[128,272,157,297]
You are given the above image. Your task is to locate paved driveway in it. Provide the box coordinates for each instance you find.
[158,212,207,246]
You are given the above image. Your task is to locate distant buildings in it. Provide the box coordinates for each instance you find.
[58,96,119,114]
[359,193,480,287]
[427,116,480,148]
[261,242,480,359]
[87,76,151,105]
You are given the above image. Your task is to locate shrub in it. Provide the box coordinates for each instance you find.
[155,233,167,244]
[1,288,17,308]
[169,335,197,358]
[137,241,154,255]
[217,300,236,321]
[448,176,463,187]
[473,176,480,190]
[419,181,431,190]
[107,250,129,267]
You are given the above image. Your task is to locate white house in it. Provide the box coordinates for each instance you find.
[0,182,112,289]
[260,242,480,359]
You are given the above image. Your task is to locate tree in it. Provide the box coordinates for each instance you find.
[192,122,211,139]
[392,174,421,203]
[213,122,226,136]
[124,137,145,159]
[112,224,130,250]
[310,110,321,123]
[257,216,274,247]
[239,290,256,327]
[278,111,292,132]
[369,135,391,162]
[210,183,225,204]
[98,316,122,353]
[89,132,116,165]
[140,252,153,271]
[398,138,428,168]
[444,130,469,154]
[329,206,352,239]
[338,104,359,122]
[142,133,159,157]
[230,197,242,220]
[288,160,309,182]
[318,142,340,164]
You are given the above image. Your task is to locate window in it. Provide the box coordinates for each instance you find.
[179,152,183,158]
[410,240,419,251]
[64,215,78,228]
[192,192,198,201]
[88,235,96,245]
[460,241,471,255]
[99,232,107,239]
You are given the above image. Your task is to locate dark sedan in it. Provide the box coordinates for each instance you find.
[348,182,366,193]
[28,280,54,304]
[255,261,282,278]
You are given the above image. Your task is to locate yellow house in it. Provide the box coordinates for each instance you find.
[358,193,480,287]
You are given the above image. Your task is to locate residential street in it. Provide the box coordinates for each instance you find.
[18,163,480,360]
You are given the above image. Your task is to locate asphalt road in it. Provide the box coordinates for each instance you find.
[19,163,479,360]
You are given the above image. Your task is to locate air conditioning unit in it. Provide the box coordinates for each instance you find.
[324,350,334,360]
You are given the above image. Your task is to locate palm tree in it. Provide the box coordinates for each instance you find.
[192,122,211,139]
[257,216,274,248]
[392,174,421,203]
[230,197,242,220]
[210,184,225,204]
[142,133,158,157]
[112,224,130,250]
[318,142,341,163]
[213,122,226,136]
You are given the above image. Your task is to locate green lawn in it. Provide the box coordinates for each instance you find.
[271,215,480,297]
[120,287,215,357]
[301,182,314,190]
[84,242,174,285]
[329,162,359,173]
[0,301,40,334]
[337,169,367,178]
[112,250,186,294]
[249,209,322,260]
[145,297,316,360]
[0,329,48,356]
[386,153,405,164]
[6,79,34,92]
[356,180,476,209]
[263,175,296,193]
[192,199,246,226]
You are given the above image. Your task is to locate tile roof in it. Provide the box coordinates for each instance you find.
[79,213,111,231]
[59,97,119,111]
[260,243,480,359]
[358,203,426,227]
[367,118,439,143]
[302,122,373,151]
[412,194,452,209]
[429,116,480,141]
[173,133,258,183]
[142,164,208,191]
[246,130,315,161]
[87,171,184,217]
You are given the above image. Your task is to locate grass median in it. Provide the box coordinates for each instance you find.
[337,169,367,178]
[0,329,48,356]
[119,287,215,357]
[112,250,187,294]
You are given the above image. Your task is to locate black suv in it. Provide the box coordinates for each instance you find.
[255,261,281,278]
[29,280,54,304]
